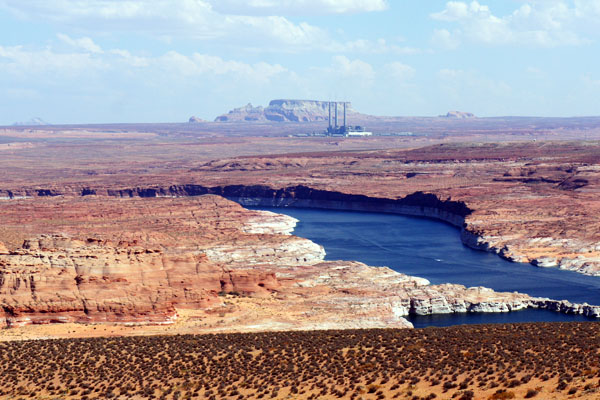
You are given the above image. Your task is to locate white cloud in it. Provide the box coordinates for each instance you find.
[57,33,103,54]
[332,55,375,81]
[384,62,415,81]
[431,1,591,47]
[157,51,287,83]
[109,49,149,67]
[209,0,388,15]
[329,38,423,55]
[0,0,325,49]
[431,1,486,21]
[431,28,461,49]
[0,41,287,87]
[0,45,106,77]
[574,0,600,18]
[0,0,409,55]
[227,15,327,47]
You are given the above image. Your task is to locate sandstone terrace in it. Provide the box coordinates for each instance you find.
[1,323,599,399]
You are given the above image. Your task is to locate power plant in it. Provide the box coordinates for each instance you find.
[325,101,372,137]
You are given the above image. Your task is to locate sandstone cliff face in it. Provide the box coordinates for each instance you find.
[1,235,190,327]
[0,196,318,328]
[214,99,359,122]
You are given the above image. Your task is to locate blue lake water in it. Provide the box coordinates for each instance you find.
[252,207,600,328]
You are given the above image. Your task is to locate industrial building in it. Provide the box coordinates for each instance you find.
[325,101,372,137]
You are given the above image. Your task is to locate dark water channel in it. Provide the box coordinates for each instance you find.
[253,207,599,328]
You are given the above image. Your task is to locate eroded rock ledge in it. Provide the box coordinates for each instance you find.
[1,184,471,226]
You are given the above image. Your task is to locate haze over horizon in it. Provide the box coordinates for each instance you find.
[1,0,599,125]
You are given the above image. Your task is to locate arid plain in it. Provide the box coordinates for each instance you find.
[2,116,600,399]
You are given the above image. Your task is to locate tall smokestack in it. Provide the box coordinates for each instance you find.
[343,102,346,128]
[334,102,338,127]
[328,101,332,129]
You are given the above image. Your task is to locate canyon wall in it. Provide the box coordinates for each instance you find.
[2,194,598,335]
[4,181,600,276]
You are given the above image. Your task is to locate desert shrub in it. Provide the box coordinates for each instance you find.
[488,389,515,399]
[524,389,538,398]
[443,381,457,390]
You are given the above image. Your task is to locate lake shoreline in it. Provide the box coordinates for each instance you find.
[251,205,600,327]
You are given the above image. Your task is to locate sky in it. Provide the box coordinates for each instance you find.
[1,0,599,124]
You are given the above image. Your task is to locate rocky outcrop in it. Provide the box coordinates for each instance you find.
[215,103,266,122]
[204,239,325,266]
[214,99,359,122]
[12,117,50,126]
[241,210,298,235]
[188,116,205,123]
[442,111,476,119]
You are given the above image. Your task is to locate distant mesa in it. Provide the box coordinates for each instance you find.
[214,99,358,123]
[442,111,476,119]
[12,117,51,126]
[188,116,206,123]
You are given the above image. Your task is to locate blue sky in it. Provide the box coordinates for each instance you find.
[1,0,599,124]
